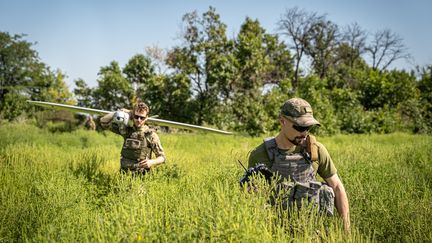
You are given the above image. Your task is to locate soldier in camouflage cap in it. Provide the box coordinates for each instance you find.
[248,97,350,232]
[100,101,165,174]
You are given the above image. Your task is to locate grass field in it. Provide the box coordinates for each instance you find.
[1,123,431,242]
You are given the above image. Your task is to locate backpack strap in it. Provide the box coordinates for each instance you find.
[306,135,319,162]
[263,137,278,165]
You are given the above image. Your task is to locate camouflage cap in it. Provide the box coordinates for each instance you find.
[280,98,320,127]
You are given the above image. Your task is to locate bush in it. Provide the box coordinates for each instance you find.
[0,92,27,121]
[297,76,339,136]
[34,110,81,132]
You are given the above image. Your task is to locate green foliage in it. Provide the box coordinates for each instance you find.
[323,133,432,242]
[330,88,369,133]
[166,6,231,125]
[74,78,94,107]
[123,54,155,93]
[304,19,340,79]
[296,76,339,135]
[144,74,193,123]
[0,90,28,120]
[359,69,417,110]
[225,17,293,136]
[4,4,432,137]
[30,69,75,105]
[415,66,432,133]
[365,106,399,133]
[0,32,75,121]
[229,93,269,136]
[262,83,292,132]
[0,32,40,100]
[93,61,133,111]
[1,124,431,241]
[33,110,80,133]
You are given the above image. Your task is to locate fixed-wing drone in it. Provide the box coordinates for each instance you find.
[27,100,233,135]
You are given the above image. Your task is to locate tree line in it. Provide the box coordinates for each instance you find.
[1,6,431,135]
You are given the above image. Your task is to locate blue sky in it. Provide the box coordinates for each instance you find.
[1,0,431,88]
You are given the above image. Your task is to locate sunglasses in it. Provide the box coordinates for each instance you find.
[292,124,310,132]
[134,115,147,120]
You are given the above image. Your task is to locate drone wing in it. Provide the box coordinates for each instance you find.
[27,100,233,135]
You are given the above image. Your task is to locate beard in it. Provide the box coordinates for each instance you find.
[134,121,144,128]
[289,135,307,146]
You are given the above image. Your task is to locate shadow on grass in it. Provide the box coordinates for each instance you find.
[68,153,115,205]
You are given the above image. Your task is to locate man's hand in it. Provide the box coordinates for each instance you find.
[138,159,154,169]
[120,108,132,118]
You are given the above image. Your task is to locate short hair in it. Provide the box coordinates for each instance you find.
[133,102,150,116]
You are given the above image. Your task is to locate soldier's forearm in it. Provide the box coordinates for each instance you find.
[334,185,350,232]
[100,112,114,128]
[150,156,165,166]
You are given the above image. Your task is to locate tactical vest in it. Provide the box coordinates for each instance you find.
[264,135,335,215]
[120,127,153,171]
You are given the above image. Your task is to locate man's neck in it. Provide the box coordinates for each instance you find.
[275,132,295,150]
[135,124,149,132]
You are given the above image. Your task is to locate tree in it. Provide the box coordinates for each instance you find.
[166,6,233,125]
[365,29,410,71]
[277,7,324,89]
[358,69,416,110]
[123,54,155,96]
[93,61,133,111]
[234,17,270,92]
[37,69,74,104]
[340,22,367,69]
[0,32,75,120]
[0,32,41,101]
[74,78,94,107]
[144,45,169,74]
[415,65,432,132]
[229,17,293,135]
[303,18,340,79]
[0,32,44,119]
[329,23,368,89]
[144,73,193,123]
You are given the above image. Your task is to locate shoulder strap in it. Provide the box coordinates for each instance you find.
[143,130,154,148]
[263,137,277,164]
[306,135,319,162]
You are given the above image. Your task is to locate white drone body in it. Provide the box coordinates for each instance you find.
[113,110,130,127]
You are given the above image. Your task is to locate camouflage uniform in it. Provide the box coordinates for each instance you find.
[101,112,165,173]
[85,116,96,130]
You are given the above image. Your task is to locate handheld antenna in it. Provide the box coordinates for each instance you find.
[237,160,248,172]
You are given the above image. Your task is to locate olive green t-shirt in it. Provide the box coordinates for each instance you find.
[248,140,337,180]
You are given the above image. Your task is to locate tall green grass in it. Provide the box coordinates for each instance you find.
[0,123,431,242]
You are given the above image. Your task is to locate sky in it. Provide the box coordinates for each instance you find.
[1,0,431,89]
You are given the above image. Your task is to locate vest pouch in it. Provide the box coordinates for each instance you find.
[120,157,139,170]
[125,138,141,149]
[269,181,295,210]
[319,184,335,216]
[293,182,319,210]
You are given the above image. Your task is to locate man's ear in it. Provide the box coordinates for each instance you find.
[279,117,285,125]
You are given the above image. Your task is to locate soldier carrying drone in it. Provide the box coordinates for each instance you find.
[100,101,165,174]
[27,99,232,174]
